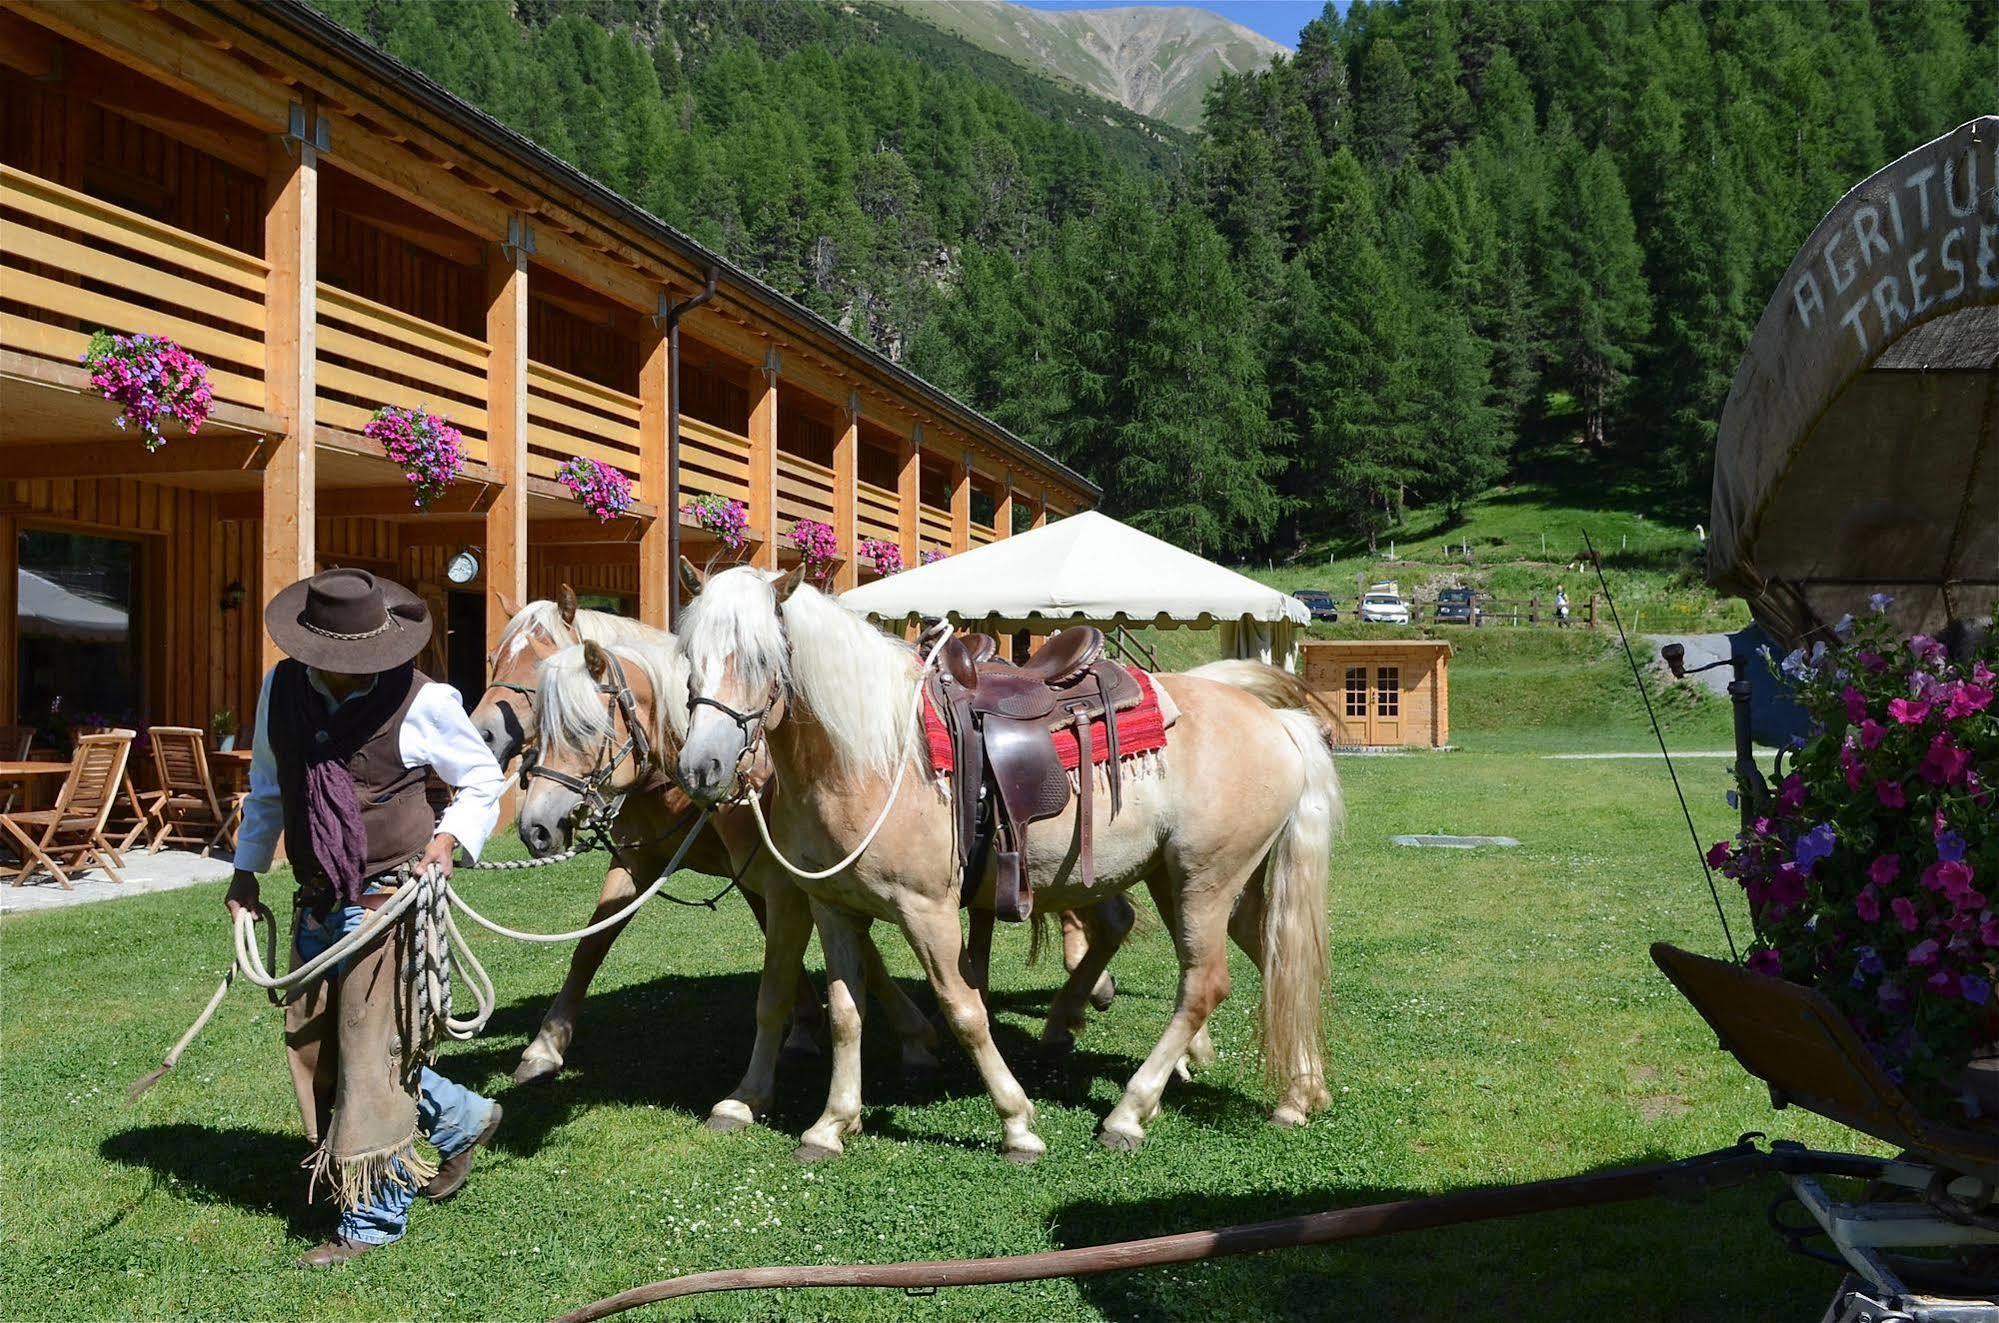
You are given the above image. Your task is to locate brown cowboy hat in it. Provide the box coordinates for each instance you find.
[264,568,431,673]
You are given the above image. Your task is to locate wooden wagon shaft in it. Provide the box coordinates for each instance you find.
[553,1141,1889,1322]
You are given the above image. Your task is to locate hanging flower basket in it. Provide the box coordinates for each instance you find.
[788,518,839,583]
[557,456,634,523]
[920,549,948,566]
[1712,598,1997,1113]
[363,405,464,510]
[683,494,750,551]
[80,331,213,452]
[857,537,904,577]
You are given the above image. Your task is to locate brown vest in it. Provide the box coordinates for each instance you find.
[269,659,436,890]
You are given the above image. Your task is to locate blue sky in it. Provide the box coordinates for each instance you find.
[1017,1,1338,51]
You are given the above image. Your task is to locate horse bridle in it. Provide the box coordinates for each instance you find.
[518,650,655,834]
[686,680,782,803]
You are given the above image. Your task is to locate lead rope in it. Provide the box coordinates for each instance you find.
[130,808,717,1100]
[742,623,954,882]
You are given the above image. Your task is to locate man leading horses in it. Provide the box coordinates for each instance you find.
[224,568,507,1266]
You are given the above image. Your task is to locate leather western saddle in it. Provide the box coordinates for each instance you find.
[926,625,1143,922]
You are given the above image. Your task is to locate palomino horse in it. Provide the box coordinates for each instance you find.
[674,564,1341,1162]
[474,594,944,1084]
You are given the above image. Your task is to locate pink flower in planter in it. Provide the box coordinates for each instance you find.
[1778,774,1805,814]
[1706,840,1733,869]
[856,538,904,578]
[80,330,214,451]
[1859,719,1887,750]
[1911,635,1948,665]
[1746,949,1782,977]
[1908,938,1942,968]
[1981,916,1999,949]
[1888,697,1932,726]
[1927,967,1962,999]
[1919,733,1972,786]
[787,519,839,582]
[1891,896,1920,931]
[1923,858,1976,900]
[1842,686,1869,722]
[558,457,634,523]
[1869,854,1901,888]
[1945,681,1993,720]
[364,405,464,510]
[1877,779,1907,809]
[1854,886,1881,923]
[1840,742,1865,791]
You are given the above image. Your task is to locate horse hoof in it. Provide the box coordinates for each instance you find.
[792,1142,841,1164]
[1269,1105,1308,1130]
[1002,1145,1043,1167]
[704,1111,753,1135]
[511,1057,560,1087]
[1097,1126,1144,1153]
[1089,975,1118,1012]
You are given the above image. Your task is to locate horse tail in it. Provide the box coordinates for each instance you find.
[1259,705,1340,1118]
[1184,660,1338,743]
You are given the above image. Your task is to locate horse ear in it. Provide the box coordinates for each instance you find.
[557,583,578,626]
[677,556,706,600]
[495,588,523,622]
[582,639,610,679]
[776,563,810,601]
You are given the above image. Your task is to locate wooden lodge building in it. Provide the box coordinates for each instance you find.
[0,0,1096,742]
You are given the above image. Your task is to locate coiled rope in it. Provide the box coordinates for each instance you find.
[130,808,714,1100]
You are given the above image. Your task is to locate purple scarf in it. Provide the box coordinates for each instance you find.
[271,660,416,909]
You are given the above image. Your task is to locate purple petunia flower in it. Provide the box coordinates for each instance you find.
[1964,975,1992,1006]
[1746,948,1782,977]
[1794,823,1837,872]
[1937,830,1967,864]
[1877,779,1907,809]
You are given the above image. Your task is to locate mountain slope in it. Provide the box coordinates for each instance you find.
[886,1,1289,130]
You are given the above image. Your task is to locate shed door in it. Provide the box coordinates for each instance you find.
[1372,665,1402,744]
[1341,666,1368,745]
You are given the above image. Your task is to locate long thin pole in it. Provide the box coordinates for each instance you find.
[553,1142,1876,1321]
[663,267,718,626]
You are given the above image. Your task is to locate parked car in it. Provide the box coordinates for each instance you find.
[1292,588,1339,622]
[1359,584,1411,625]
[1434,586,1478,624]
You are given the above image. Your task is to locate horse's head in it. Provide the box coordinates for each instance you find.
[518,637,677,857]
[471,586,579,770]
[676,559,801,806]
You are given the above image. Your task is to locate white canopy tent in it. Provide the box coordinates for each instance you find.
[839,510,1310,668]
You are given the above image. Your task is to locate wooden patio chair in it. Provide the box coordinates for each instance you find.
[2,730,135,889]
[142,726,236,853]
[0,725,33,816]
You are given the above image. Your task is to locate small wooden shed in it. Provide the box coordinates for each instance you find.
[1299,640,1452,748]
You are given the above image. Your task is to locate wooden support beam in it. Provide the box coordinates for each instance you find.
[637,314,669,628]
[833,391,859,591]
[0,513,16,723]
[0,436,272,479]
[314,483,498,519]
[14,0,291,130]
[483,232,529,659]
[1033,486,1049,529]
[260,107,317,672]
[994,470,1014,541]
[896,427,920,567]
[749,348,779,570]
[951,448,972,555]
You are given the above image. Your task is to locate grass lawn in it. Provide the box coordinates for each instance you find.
[2,738,1872,1320]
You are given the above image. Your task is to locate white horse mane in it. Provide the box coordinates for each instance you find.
[536,637,690,766]
[681,568,918,779]
[495,598,656,663]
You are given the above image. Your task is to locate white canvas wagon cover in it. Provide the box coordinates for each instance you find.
[1709,116,1999,648]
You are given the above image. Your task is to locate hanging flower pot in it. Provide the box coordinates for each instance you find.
[364,405,464,510]
[80,330,213,452]
[788,518,839,583]
[683,494,750,551]
[921,549,948,566]
[857,537,904,577]
[557,456,634,523]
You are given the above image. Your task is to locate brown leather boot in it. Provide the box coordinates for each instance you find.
[420,1102,502,1202]
[297,1236,381,1268]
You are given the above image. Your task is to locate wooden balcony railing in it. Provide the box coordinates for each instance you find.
[857,480,898,545]
[315,283,490,466]
[776,452,835,532]
[679,415,752,512]
[919,504,951,552]
[527,361,642,501]
[0,164,267,411]
[969,522,997,547]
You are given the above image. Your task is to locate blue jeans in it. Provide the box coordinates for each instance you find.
[297,893,495,1246]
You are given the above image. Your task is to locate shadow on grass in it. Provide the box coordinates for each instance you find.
[1050,1158,1828,1322]
[100,1124,323,1239]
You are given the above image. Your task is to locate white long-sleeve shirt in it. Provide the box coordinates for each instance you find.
[232,666,506,874]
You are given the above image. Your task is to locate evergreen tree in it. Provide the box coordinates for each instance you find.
[1352,37,1417,169]
[1545,143,1649,451]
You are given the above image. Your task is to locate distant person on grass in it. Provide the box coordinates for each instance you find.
[1555,584,1571,628]
[224,569,507,1267]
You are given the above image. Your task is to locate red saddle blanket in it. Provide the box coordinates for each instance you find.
[922,667,1168,774]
